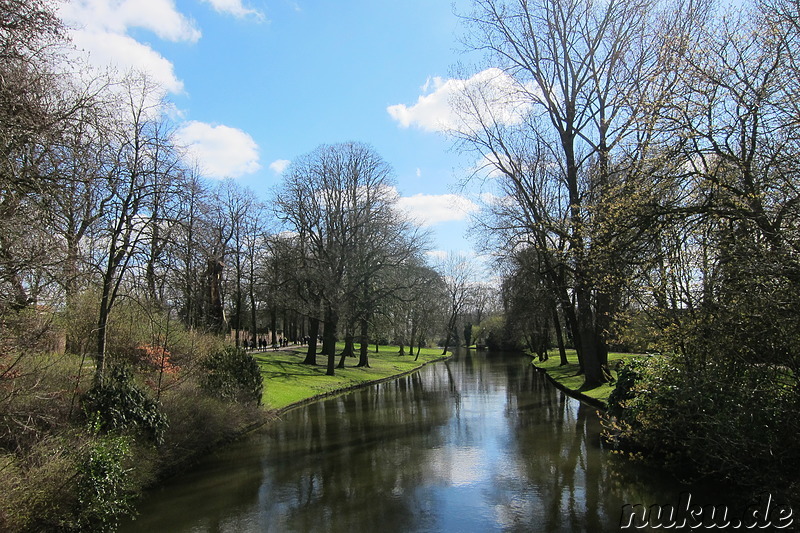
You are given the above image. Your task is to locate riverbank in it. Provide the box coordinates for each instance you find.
[530,350,642,409]
[254,344,452,413]
[149,344,450,481]
[121,348,702,533]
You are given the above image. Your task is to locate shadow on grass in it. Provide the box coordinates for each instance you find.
[262,371,319,378]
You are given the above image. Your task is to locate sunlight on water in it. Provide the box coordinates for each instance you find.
[121,351,731,533]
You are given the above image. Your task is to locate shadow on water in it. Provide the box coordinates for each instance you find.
[121,350,735,533]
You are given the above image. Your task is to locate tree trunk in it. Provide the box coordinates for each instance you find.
[338,331,354,368]
[303,315,319,365]
[577,287,605,387]
[64,237,82,354]
[206,257,226,334]
[595,290,611,369]
[95,290,111,386]
[557,286,583,373]
[249,285,258,348]
[270,305,278,345]
[322,304,338,376]
[357,316,370,367]
[553,305,568,366]
[441,313,457,355]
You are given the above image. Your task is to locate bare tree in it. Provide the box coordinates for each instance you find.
[275,142,421,375]
[91,74,178,384]
[168,171,209,329]
[455,0,708,385]
[438,253,476,355]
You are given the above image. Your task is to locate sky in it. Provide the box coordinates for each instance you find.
[56,0,494,262]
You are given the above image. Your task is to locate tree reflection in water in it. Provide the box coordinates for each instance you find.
[122,351,732,533]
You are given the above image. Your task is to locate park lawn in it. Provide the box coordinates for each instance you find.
[532,349,643,405]
[254,344,448,411]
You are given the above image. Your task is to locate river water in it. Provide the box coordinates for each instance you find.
[120,350,723,532]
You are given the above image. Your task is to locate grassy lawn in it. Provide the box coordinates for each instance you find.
[532,349,643,406]
[254,344,449,411]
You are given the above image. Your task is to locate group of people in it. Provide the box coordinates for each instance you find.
[242,335,318,351]
[242,336,302,351]
[242,337,284,351]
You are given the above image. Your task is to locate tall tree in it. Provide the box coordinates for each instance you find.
[438,253,476,356]
[275,142,419,375]
[91,74,178,384]
[456,0,708,385]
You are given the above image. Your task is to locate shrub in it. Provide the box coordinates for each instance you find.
[200,346,263,405]
[606,356,647,419]
[0,435,79,532]
[0,350,86,452]
[82,366,168,444]
[74,432,135,532]
[603,354,800,502]
[155,381,265,475]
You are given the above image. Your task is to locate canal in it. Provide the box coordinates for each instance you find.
[120,350,721,532]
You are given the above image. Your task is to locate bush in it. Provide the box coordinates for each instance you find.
[155,381,265,476]
[73,432,135,532]
[82,366,168,444]
[200,346,263,405]
[0,435,79,532]
[603,355,800,502]
[0,350,87,452]
[606,356,647,419]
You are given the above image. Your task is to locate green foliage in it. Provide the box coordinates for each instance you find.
[74,432,135,532]
[532,350,635,404]
[200,346,264,405]
[606,357,647,418]
[0,435,79,532]
[477,314,518,351]
[604,354,800,500]
[82,366,168,444]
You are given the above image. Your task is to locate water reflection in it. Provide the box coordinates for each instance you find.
[122,351,720,532]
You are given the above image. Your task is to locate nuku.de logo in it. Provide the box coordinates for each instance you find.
[620,492,794,529]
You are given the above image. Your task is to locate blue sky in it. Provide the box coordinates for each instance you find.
[56,0,492,260]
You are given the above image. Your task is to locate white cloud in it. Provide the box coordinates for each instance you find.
[473,152,514,180]
[387,76,452,132]
[269,159,291,174]
[426,250,448,261]
[59,0,201,42]
[479,191,504,206]
[387,68,534,133]
[174,121,261,179]
[69,30,184,95]
[57,0,200,96]
[396,193,479,226]
[201,0,265,19]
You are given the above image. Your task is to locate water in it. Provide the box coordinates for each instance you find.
[120,350,723,532]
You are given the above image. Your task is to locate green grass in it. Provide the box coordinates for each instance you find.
[531,349,643,405]
[254,343,448,411]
